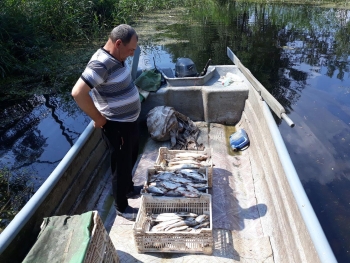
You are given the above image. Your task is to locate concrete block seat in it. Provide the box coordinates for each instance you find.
[139,65,249,125]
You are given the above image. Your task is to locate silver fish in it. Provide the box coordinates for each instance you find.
[146,186,165,195]
[175,212,198,217]
[154,172,175,181]
[164,220,187,231]
[180,170,207,182]
[186,185,200,194]
[177,189,200,198]
[151,218,182,232]
[169,176,192,184]
[184,218,199,227]
[152,213,179,217]
[179,168,201,174]
[193,221,210,229]
[187,183,208,188]
[161,180,182,190]
[181,169,206,177]
[195,214,208,223]
[164,191,183,197]
[175,153,208,161]
[151,214,182,222]
[175,186,187,192]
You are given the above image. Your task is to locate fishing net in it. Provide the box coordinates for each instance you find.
[146,106,204,150]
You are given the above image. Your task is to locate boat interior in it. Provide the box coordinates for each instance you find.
[0,61,324,262]
[83,65,317,262]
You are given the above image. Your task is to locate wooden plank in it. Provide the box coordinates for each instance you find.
[227,47,285,118]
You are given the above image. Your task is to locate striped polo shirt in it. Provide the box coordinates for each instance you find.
[81,48,141,122]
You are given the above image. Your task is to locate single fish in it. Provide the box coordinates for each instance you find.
[156,172,175,181]
[182,172,207,183]
[161,180,182,190]
[169,176,192,184]
[195,214,208,223]
[151,218,183,232]
[164,190,183,197]
[193,221,210,229]
[146,186,165,195]
[164,220,187,231]
[180,169,205,175]
[175,212,198,217]
[184,218,199,227]
[186,185,200,194]
[177,189,200,198]
[187,183,207,188]
[151,214,182,222]
[152,213,179,218]
[175,186,187,192]
[175,153,208,161]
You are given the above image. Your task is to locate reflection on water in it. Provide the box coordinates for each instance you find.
[1,2,350,261]
[0,93,90,190]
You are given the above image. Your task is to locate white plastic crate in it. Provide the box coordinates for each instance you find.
[133,194,213,254]
[155,147,213,187]
[84,211,120,263]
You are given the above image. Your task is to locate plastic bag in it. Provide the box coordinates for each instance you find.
[147,106,178,147]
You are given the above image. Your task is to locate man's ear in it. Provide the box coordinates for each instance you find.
[115,39,122,47]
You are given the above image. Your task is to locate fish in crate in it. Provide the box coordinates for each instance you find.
[133,194,213,254]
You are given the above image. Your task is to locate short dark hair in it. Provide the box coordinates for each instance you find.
[109,24,138,44]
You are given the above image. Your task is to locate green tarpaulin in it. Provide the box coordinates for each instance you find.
[134,69,162,92]
[22,211,93,263]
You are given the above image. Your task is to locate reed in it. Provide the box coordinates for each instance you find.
[0,0,193,80]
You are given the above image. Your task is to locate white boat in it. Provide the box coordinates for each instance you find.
[0,47,336,262]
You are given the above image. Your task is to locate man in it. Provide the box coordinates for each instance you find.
[71,24,142,220]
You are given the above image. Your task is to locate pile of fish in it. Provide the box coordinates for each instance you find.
[147,212,210,232]
[143,169,209,198]
[159,152,211,171]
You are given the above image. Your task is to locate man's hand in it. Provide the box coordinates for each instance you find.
[72,78,107,129]
[94,115,107,128]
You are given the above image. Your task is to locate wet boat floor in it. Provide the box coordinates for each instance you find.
[95,122,274,262]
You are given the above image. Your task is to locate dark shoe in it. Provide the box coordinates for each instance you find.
[116,205,139,221]
[126,185,143,199]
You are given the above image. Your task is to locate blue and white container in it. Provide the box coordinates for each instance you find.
[229,128,250,151]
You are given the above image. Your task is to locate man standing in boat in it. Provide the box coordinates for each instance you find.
[71,24,141,220]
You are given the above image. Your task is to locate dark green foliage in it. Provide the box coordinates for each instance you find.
[0,0,193,94]
[0,0,111,79]
[0,168,34,233]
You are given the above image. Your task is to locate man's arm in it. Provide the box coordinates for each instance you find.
[71,78,107,128]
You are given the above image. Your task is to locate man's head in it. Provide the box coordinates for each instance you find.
[109,24,138,62]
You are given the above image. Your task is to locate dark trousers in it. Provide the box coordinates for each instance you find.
[101,119,139,211]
